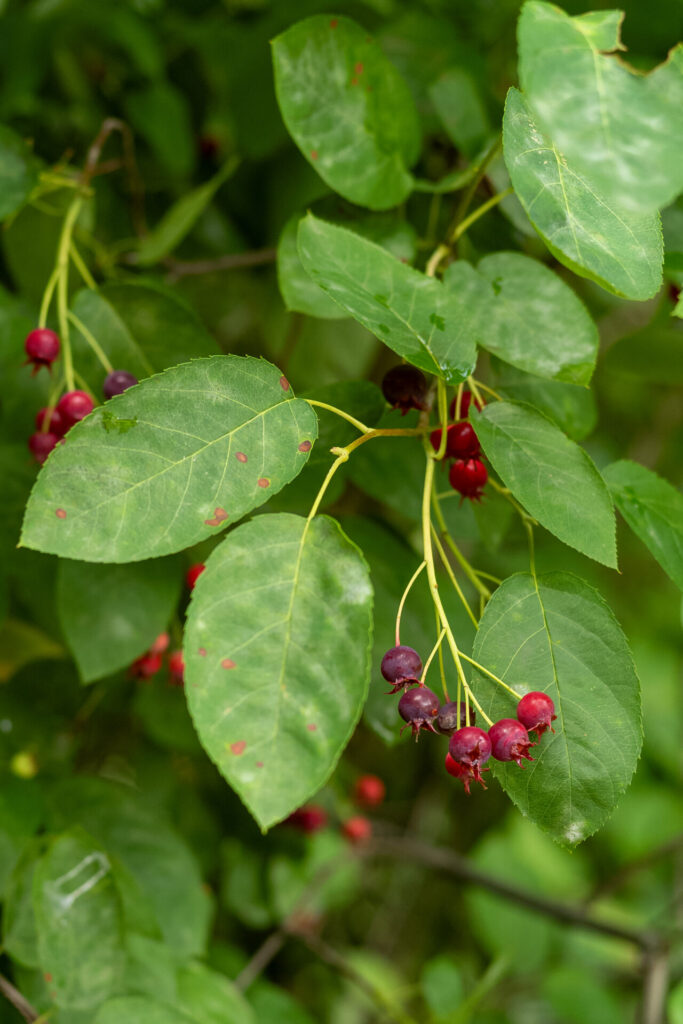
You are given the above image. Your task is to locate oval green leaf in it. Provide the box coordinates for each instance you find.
[272,15,420,210]
[20,356,317,562]
[471,401,617,567]
[184,513,373,830]
[471,571,642,845]
[298,214,478,383]
[603,459,683,591]
[503,88,663,301]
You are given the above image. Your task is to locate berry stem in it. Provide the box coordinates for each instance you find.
[432,378,449,460]
[304,399,370,434]
[431,491,491,599]
[394,561,427,646]
[69,243,97,289]
[454,382,464,420]
[430,524,478,630]
[467,375,486,409]
[55,196,83,392]
[449,187,513,246]
[457,651,522,700]
[420,627,446,685]
[469,378,503,402]
[67,310,113,373]
[38,267,60,328]
[435,607,450,702]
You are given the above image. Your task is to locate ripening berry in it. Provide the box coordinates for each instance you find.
[430,422,480,460]
[381,644,422,693]
[186,563,206,590]
[103,369,138,398]
[449,458,487,499]
[353,774,385,808]
[489,719,535,767]
[444,752,483,794]
[35,406,66,436]
[286,805,328,833]
[398,686,440,738]
[130,651,163,679]
[28,431,60,464]
[57,390,94,428]
[448,390,482,420]
[381,365,428,414]
[516,691,556,737]
[150,632,170,654]
[436,700,472,735]
[24,328,60,373]
[168,650,185,686]
[342,816,372,844]
[447,726,492,793]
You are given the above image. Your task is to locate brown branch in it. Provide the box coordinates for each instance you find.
[164,247,276,280]
[639,941,670,1024]
[81,118,146,236]
[0,972,39,1023]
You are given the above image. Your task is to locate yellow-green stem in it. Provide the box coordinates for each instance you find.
[469,379,503,402]
[395,561,427,647]
[38,267,60,328]
[433,378,449,460]
[67,310,113,373]
[70,244,97,289]
[431,491,491,599]
[420,627,446,685]
[449,187,513,246]
[56,197,83,391]
[430,524,478,630]
[435,606,450,702]
[467,375,486,409]
[457,651,522,700]
[304,399,370,434]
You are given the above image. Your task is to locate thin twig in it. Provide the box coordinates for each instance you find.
[639,941,670,1024]
[81,118,146,236]
[0,973,39,1022]
[164,247,277,279]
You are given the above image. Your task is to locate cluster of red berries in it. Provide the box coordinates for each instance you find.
[381,644,556,794]
[381,364,487,500]
[24,328,138,464]
[285,773,385,844]
[129,632,184,687]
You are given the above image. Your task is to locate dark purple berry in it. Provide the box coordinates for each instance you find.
[103,370,138,398]
[381,645,422,694]
[28,431,60,464]
[449,458,488,499]
[398,686,440,738]
[516,692,556,737]
[436,700,472,735]
[24,328,60,373]
[381,365,428,415]
[489,718,535,767]
[448,726,492,792]
[57,390,94,428]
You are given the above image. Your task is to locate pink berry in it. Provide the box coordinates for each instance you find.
[35,407,66,436]
[150,632,170,654]
[489,719,535,767]
[342,816,372,844]
[57,390,94,428]
[186,563,206,590]
[353,774,385,808]
[447,726,492,793]
[286,805,328,833]
[398,686,440,738]
[28,431,60,464]
[517,692,556,737]
[168,650,185,686]
[381,644,422,694]
[449,458,487,499]
[24,328,60,373]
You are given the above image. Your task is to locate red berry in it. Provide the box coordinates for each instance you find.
[168,650,185,686]
[57,390,94,427]
[286,805,328,833]
[436,700,472,735]
[103,370,138,398]
[431,422,480,460]
[342,816,372,844]
[445,752,483,795]
[353,774,385,808]
[447,726,492,793]
[130,651,163,679]
[24,328,60,373]
[186,563,206,590]
[449,458,487,499]
[448,390,482,420]
[381,644,422,693]
[516,692,556,737]
[381,365,428,414]
[398,685,440,738]
[150,632,170,654]
[28,431,60,464]
[489,719,535,767]
[35,407,66,436]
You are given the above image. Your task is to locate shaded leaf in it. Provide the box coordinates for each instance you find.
[492,362,597,441]
[95,998,193,1024]
[429,69,490,157]
[0,125,41,220]
[176,961,256,1024]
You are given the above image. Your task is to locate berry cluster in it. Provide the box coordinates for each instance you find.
[431,391,487,500]
[285,773,385,844]
[381,643,556,794]
[24,327,138,464]
[129,632,185,687]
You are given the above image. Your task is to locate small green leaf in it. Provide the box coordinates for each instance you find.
[176,961,256,1024]
[471,572,642,844]
[3,844,41,966]
[603,460,683,591]
[184,513,373,830]
[21,356,317,562]
[493,363,597,441]
[95,998,192,1024]
[135,157,240,266]
[298,214,478,383]
[57,557,182,683]
[420,956,463,1017]
[518,2,683,215]
[503,88,663,300]
[0,125,41,220]
[33,829,126,1009]
[429,69,490,157]
[471,401,617,567]
[272,15,420,210]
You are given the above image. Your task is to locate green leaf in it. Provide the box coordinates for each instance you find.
[602,324,683,384]
[0,778,42,897]
[124,934,178,1003]
[471,401,617,567]
[602,460,683,591]
[277,215,345,320]
[503,88,663,300]
[249,984,316,1024]
[429,70,490,158]
[518,2,683,216]
[57,557,182,683]
[124,81,194,178]
[33,829,126,1009]
[492,363,597,441]
[272,15,420,210]
[420,956,463,1018]
[443,251,598,384]
[95,998,193,1024]
[20,356,317,562]
[184,513,373,830]
[69,281,220,393]
[135,157,240,266]
[176,962,256,1024]
[298,214,478,383]
[0,125,40,220]
[3,843,41,966]
[471,572,642,844]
